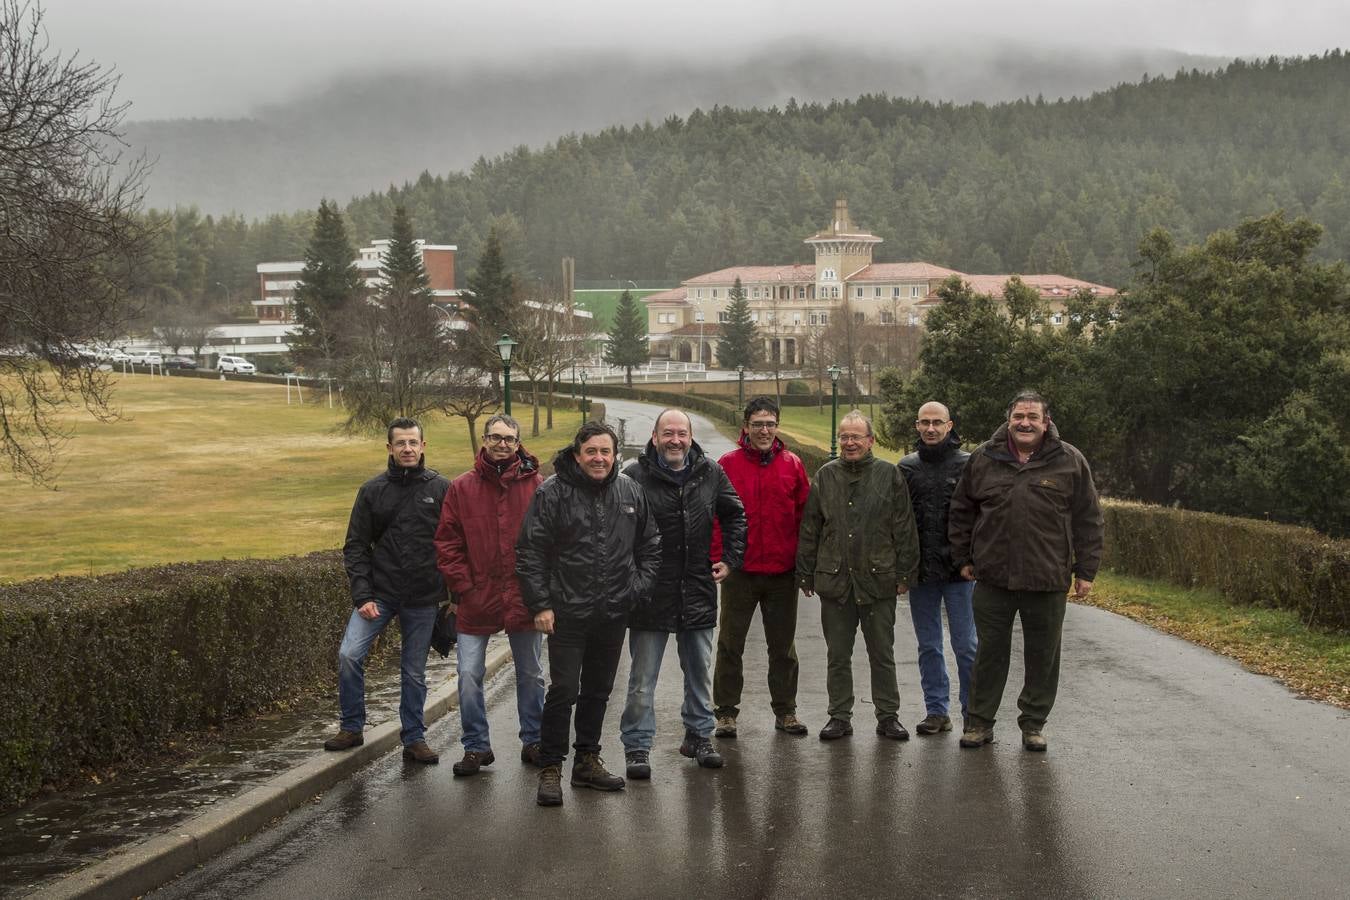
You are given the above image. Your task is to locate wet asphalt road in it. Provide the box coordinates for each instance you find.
[155,401,1350,899]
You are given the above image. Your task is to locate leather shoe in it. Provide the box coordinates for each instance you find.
[1022,730,1048,752]
[520,742,544,767]
[775,713,808,735]
[818,717,853,741]
[959,722,995,748]
[402,740,440,764]
[915,714,952,735]
[451,749,494,775]
[876,716,910,741]
[323,730,364,751]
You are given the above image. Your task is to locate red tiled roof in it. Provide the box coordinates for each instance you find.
[682,265,815,286]
[962,274,1117,297]
[849,262,963,282]
[641,287,687,303]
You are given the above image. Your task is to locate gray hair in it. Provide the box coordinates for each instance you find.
[839,409,873,437]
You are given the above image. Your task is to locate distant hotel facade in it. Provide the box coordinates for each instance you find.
[253,240,460,324]
[643,200,1114,367]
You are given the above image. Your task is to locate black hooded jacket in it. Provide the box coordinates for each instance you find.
[343,457,450,608]
[515,447,662,624]
[623,440,747,632]
[898,432,971,584]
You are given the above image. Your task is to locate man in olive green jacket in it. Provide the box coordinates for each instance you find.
[948,390,1103,752]
[797,410,920,741]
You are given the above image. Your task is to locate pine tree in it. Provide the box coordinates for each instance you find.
[604,289,648,386]
[462,227,516,371]
[291,199,362,373]
[716,277,758,370]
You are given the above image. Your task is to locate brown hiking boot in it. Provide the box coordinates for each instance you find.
[451,748,494,775]
[714,714,738,738]
[402,740,440,764]
[323,730,364,751]
[1022,729,1048,752]
[520,742,544,767]
[959,722,995,749]
[775,713,808,735]
[571,752,625,791]
[916,714,953,735]
[537,765,563,806]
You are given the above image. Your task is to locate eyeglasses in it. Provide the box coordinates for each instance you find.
[916,419,949,428]
[484,433,519,446]
[837,433,870,443]
[747,421,778,431]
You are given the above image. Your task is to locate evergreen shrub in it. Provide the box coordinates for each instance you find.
[0,553,358,810]
[1101,501,1349,631]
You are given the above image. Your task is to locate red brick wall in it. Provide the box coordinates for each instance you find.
[423,248,456,290]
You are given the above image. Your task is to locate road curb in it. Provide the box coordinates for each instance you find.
[30,643,516,900]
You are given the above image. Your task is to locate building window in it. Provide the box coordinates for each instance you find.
[765,311,775,322]
[854,312,865,324]
[712,289,719,298]
[854,286,863,299]
[796,286,806,299]
[657,312,676,325]
[874,287,882,298]
[908,311,919,326]
[821,268,836,281]
[809,313,819,325]
[820,312,829,325]
[1052,313,1064,325]
[910,285,921,298]
[718,311,728,323]
[880,311,894,324]
[792,313,801,324]
[750,312,759,322]
[696,289,703,299]
[893,286,901,298]
[831,286,839,299]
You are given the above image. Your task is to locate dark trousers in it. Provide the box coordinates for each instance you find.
[713,571,800,717]
[819,594,900,722]
[539,615,627,766]
[968,583,1067,731]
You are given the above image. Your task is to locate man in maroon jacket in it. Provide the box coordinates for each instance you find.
[712,396,812,738]
[434,414,545,776]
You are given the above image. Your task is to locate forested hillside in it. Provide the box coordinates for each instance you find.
[144,53,1350,311]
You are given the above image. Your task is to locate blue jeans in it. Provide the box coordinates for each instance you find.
[908,581,978,718]
[456,630,545,752]
[337,601,438,746]
[619,627,715,751]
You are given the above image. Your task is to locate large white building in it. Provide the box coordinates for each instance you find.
[644,200,1115,367]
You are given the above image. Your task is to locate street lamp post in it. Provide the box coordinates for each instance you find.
[695,307,705,371]
[736,364,745,409]
[495,334,517,415]
[828,364,842,459]
[579,370,589,422]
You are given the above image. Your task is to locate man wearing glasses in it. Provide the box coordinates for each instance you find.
[797,410,920,741]
[711,397,812,739]
[434,414,546,776]
[898,401,976,736]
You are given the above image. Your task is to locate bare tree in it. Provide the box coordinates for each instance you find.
[442,354,498,454]
[0,0,152,483]
[512,283,599,434]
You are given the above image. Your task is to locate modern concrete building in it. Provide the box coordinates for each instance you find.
[644,200,1115,368]
[254,240,460,324]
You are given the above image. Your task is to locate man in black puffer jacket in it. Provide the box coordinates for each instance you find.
[326,418,449,765]
[898,401,977,738]
[516,422,662,807]
[619,409,746,779]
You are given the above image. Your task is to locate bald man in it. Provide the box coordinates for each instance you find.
[898,401,976,736]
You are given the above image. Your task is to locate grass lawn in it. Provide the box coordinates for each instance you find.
[0,373,573,583]
[776,404,902,462]
[572,289,667,331]
[1087,572,1350,709]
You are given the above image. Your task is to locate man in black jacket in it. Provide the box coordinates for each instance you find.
[325,417,449,764]
[516,422,662,807]
[619,409,746,779]
[898,401,976,737]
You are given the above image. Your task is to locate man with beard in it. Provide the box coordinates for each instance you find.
[434,414,545,776]
[516,422,662,806]
[898,401,977,736]
[797,410,920,742]
[326,418,449,764]
[620,408,746,779]
[712,396,811,739]
[949,391,1103,752]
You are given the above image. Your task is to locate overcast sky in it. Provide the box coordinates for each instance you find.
[42,0,1350,120]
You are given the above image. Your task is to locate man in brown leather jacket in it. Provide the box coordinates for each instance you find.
[948,391,1104,752]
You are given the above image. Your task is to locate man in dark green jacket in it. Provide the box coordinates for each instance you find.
[797,410,920,741]
[948,390,1104,752]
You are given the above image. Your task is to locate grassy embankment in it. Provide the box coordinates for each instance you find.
[0,373,568,583]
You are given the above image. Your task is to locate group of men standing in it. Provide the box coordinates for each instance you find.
[326,388,1103,807]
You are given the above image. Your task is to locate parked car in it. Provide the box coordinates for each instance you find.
[125,350,164,367]
[107,349,132,364]
[217,355,256,374]
[163,355,198,370]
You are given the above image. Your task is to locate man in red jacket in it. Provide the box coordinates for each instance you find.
[712,396,812,738]
[434,414,546,776]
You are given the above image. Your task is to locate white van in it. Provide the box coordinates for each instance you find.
[217,355,256,374]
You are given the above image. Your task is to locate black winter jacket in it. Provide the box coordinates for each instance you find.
[898,433,970,585]
[623,441,747,632]
[515,448,662,624]
[343,457,450,609]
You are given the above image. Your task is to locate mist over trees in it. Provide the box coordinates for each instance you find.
[138,53,1350,311]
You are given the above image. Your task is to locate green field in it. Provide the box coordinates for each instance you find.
[0,375,570,583]
[572,289,668,330]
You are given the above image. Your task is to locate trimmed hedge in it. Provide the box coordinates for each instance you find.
[1101,501,1350,631]
[0,553,359,810]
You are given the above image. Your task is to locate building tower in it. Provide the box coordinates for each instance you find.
[804,198,882,300]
